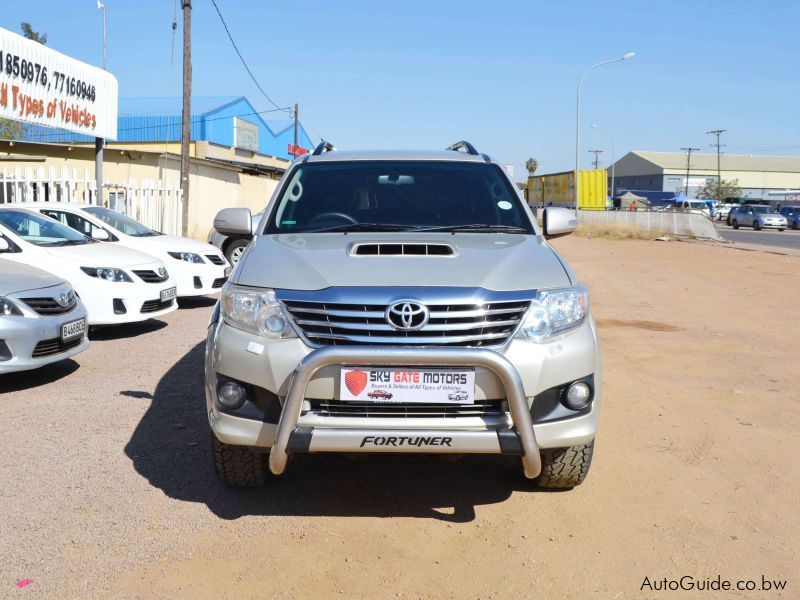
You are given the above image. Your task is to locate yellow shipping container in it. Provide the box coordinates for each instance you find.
[527,169,607,210]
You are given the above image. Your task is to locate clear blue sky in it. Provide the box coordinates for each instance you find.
[3,0,799,179]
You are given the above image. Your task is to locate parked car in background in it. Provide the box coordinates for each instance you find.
[0,259,89,374]
[677,199,711,218]
[208,211,262,266]
[727,205,752,226]
[715,204,732,221]
[731,205,787,231]
[20,204,231,298]
[779,205,800,229]
[0,208,178,325]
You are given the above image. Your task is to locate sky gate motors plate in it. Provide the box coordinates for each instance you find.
[340,367,475,403]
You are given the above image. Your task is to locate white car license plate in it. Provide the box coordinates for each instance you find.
[160,287,177,302]
[61,318,86,341]
[340,368,475,404]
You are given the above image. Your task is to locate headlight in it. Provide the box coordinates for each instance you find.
[168,251,205,264]
[80,267,133,283]
[220,285,297,339]
[0,297,23,317]
[515,286,588,342]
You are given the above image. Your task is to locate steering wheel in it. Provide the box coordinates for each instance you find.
[307,212,358,227]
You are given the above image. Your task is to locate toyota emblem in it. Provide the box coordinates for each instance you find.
[385,301,429,331]
[157,267,167,279]
[56,291,72,307]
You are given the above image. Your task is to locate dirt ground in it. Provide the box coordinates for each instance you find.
[1,236,798,598]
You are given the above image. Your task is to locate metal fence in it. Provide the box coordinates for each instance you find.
[578,209,722,240]
[0,167,183,235]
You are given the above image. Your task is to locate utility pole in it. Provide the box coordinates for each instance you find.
[293,103,299,157]
[180,0,192,237]
[706,129,726,203]
[681,147,699,196]
[95,1,107,206]
[588,149,604,169]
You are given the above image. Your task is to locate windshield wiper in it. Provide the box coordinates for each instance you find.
[305,223,412,233]
[45,239,91,246]
[408,224,528,233]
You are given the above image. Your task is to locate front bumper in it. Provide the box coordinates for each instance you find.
[77,279,178,325]
[169,260,230,297]
[0,307,90,374]
[206,318,601,479]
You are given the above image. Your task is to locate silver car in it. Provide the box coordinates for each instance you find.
[205,141,600,490]
[731,205,787,231]
[0,256,89,374]
[207,211,262,266]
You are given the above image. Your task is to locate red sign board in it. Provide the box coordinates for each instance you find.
[288,144,309,156]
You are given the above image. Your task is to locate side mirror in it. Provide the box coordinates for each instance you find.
[91,228,110,241]
[0,237,9,252]
[542,207,577,236]
[214,207,252,236]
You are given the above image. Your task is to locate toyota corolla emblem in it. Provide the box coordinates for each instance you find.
[385,301,429,331]
[157,267,167,279]
[56,291,71,307]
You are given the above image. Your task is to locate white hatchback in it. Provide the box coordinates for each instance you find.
[21,203,231,298]
[0,207,178,326]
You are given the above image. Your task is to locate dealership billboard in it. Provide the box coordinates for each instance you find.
[0,27,118,139]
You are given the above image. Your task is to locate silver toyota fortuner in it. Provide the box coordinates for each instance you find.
[206,141,601,489]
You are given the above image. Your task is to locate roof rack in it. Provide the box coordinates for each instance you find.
[446,140,480,156]
[312,140,336,156]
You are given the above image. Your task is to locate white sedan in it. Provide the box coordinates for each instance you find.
[0,207,177,326]
[0,260,90,374]
[21,203,231,298]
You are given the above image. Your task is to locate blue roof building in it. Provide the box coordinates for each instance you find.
[23,96,316,161]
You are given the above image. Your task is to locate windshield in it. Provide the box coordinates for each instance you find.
[264,161,533,234]
[83,206,161,237]
[0,209,94,246]
[688,201,706,209]
[752,206,774,214]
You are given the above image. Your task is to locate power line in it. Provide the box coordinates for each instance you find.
[209,0,291,114]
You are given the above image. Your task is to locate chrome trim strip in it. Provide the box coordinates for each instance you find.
[305,331,511,344]
[292,317,521,332]
[269,346,542,479]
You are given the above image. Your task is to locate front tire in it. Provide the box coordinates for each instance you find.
[753,220,761,231]
[732,220,739,229]
[212,435,269,488]
[535,440,594,489]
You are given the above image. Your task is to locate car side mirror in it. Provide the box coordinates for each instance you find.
[542,207,577,236]
[91,228,110,241]
[214,207,252,236]
[0,237,9,252]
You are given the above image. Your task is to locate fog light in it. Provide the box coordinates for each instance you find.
[264,315,286,335]
[564,381,592,410]
[218,380,247,410]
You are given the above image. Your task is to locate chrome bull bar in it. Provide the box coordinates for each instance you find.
[268,346,542,479]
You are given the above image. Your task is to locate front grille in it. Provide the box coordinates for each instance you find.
[21,293,76,315]
[281,296,531,347]
[305,399,504,418]
[133,269,169,283]
[32,335,83,358]
[206,254,226,265]
[211,277,227,289]
[140,298,175,313]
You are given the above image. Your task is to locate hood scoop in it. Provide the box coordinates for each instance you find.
[350,242,456,257]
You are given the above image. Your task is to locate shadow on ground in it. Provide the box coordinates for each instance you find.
[89,319,168,341]
[0,359,79,393]
[125,342,530,522]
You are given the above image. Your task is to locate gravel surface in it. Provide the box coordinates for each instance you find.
[1,239,798,598]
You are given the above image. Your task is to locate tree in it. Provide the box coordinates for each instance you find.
[696,178,742,202]
[20,22,47,44]
[0,24,48,139]
[525,157,538,176]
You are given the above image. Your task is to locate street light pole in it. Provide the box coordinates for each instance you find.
[706,129,726,203]
[95,1,107,206]
[591,123,615,202]
[575,52,635,209]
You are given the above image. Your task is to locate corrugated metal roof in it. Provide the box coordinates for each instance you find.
[119,96,242,116]
[633,151,800,172]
